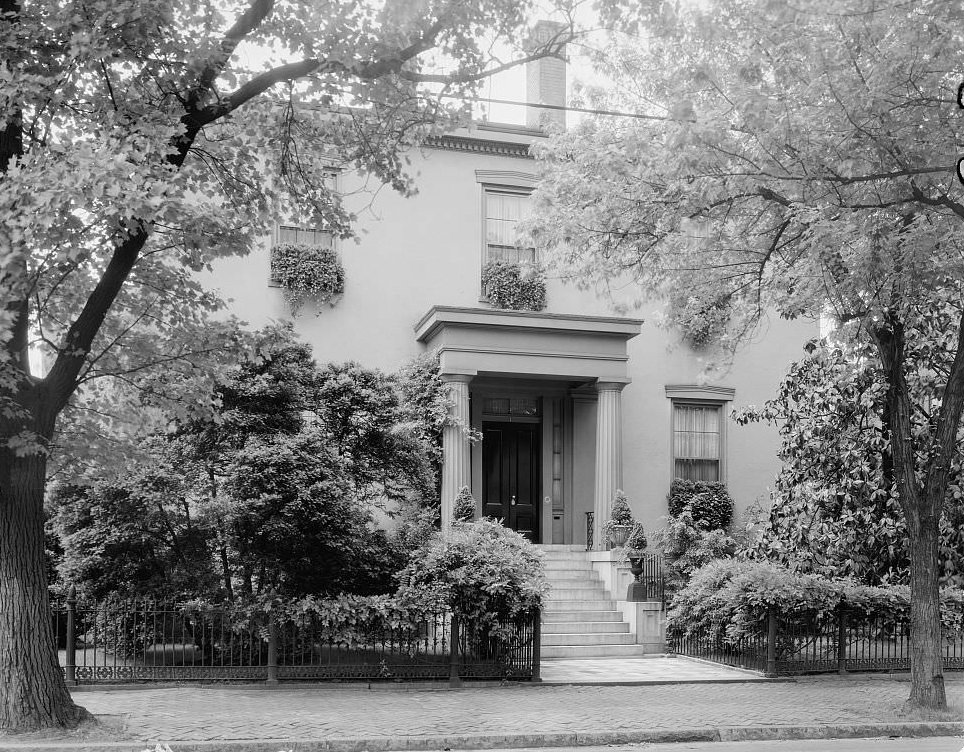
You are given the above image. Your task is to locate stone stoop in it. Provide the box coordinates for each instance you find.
[538,544,648,659]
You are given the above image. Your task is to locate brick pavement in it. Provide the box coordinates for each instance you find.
[58,677,964,743]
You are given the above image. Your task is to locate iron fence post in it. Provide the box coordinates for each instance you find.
[266,614,279,685]
[836,607,848,675]
[449,613,463,688]
[585,511,594,551]
[765,608,778,677]
[531,608,541,682]
[65,584,77,686]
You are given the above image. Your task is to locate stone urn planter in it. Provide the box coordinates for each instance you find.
[609,524,632,548]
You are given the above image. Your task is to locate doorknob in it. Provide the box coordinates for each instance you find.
[510,495,517,506]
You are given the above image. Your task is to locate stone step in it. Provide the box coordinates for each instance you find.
[543,572,601,584]
[537,544,587,552]
[545,599,616,610]
[540,644,649,659]
[547,587,610,600]
[542,609,623,622]
[542,632,636,646]
[545,565,600,580]
[541,620,630,634]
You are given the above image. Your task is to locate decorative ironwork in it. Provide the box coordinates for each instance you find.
[585,511,594,551]
[670,606,964,676]
[51,593,540,685]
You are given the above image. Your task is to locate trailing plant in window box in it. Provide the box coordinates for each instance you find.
[270,242,345,315]
[482,260,546,311]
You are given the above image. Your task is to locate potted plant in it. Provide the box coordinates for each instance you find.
[624,522,649,579]
[602,489,634,548]
[624,521,658,602]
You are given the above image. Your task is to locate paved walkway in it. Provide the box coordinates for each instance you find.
[540,656,764,683]
[0,675,947,748]
[3,672,964,751]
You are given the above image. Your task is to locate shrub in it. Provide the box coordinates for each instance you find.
[453,486,476,523]
[667,479,733,531]
[652,510,736,595]
[270,242,345,314]
[482,260,547,311]
[667,558,964,642]
[625,522,648,555]
[396,519,548,638]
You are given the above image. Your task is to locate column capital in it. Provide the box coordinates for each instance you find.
[441,373,475,385]
[595,379,629,393]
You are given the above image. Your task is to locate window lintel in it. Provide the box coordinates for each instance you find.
[664,384,735,402]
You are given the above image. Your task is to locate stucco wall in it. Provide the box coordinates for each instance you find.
[206,126,818,542]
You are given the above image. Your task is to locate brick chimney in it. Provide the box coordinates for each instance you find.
[525,20,567,130]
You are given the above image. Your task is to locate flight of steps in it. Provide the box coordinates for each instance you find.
[540,544,647,659]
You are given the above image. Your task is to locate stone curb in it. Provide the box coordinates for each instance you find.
[3,722,964,752]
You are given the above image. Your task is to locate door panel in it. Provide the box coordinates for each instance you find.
[482,422,541,542]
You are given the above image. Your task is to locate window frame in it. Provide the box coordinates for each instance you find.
[481,185,537,267]
[270,172,340,286]
[665,385,735,484]
[475,171,539,295]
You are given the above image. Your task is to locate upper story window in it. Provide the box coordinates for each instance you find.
[672,402,722,482]
[484,188,535,265]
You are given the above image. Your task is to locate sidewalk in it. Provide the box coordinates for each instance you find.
[2,674,964,751]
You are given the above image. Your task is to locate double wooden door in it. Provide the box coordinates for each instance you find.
[482,422,541,542]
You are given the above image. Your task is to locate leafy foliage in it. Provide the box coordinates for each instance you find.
[0,0,583,728]
[270,242,345,315]
[528,0,964,706]
[481,260,547,311]
[50,327,441,600]
[396,519,547,638]
[667,479,733,531]
[668,559,964,642]
[453,486,476,523]
[602,488,634,540]
[652,510,737,596]
[735,341,964,587]
[624,521,648,555]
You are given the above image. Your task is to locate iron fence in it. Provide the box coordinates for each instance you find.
[630,553,666,607]
[669,607,964,676]
[51,589,540,685]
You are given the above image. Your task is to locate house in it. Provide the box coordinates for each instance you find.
[209,23,817,555]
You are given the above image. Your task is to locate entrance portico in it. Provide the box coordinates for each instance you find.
[415,306,642,548]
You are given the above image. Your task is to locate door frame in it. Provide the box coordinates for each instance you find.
[470,383,568,544]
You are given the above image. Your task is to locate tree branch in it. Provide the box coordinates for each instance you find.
[185,0,275,114]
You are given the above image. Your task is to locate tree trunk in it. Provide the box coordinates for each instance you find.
[0,450,90,730]
[874,315,955,710]
[907,510,946,709]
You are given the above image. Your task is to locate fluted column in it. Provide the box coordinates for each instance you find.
[593,381,626,550]
[440,375,473,532]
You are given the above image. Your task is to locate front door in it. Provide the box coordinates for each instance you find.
[482,422,541,542]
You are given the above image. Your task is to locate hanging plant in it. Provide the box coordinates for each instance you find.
[270,242,345,315]
[482,260,547,311]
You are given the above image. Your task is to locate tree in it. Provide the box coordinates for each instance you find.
[736,340,964,589]
[0,0,581,729]
[529,0,964,708]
